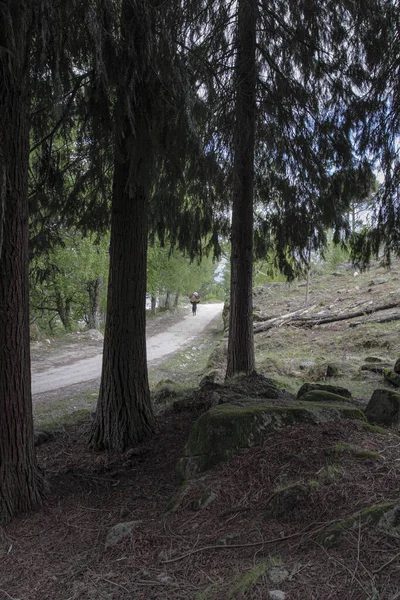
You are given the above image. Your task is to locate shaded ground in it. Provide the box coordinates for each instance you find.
[2,406,400,600]
[2,262,400,599]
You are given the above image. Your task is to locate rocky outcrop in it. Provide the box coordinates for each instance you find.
[177,396,365,479]
[297,383,352,400]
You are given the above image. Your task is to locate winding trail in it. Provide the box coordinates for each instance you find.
[31,303,223,396]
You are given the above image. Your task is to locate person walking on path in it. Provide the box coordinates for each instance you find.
[189,292,200,315]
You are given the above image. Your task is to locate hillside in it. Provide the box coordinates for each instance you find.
[210,258,400,404]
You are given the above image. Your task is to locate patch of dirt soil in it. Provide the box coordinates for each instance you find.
[31,307,190,372]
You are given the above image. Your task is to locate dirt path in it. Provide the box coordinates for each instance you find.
[31,303,223,396]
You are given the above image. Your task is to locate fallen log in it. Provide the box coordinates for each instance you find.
[349,314,400,328]
[294,301,400,328]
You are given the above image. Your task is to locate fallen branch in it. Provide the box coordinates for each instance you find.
[161,525,316,564]
[350,314,400,328]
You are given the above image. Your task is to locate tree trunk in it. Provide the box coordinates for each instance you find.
[0,4,45,524]
[226,0,257,378]
[174,292,179,307]
[305,244,311,306]
[89,139,154,451]
[88,0,155,452]
[151,294,157,315]
[165,290,170,311]
[87,277,101,329]
[55,290,72,331]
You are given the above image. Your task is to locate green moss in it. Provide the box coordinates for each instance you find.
[300,390,353,404]
[306,403,366,420]
[362,423,390,435]
[36,408,92,432]
[318,502,397,547]
[33,392,97,430]
[228,557,280,598]
[331,442,382,460]
[297,383,352,400]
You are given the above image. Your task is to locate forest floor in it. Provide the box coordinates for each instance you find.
[2,261,400,600]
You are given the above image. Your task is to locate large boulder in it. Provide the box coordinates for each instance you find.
[177,400,365,479]
[364,388,400,430]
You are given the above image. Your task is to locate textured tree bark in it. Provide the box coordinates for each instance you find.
[88,119,155,451]
[88,0,155,451]
[0,3,45,524]
[226,0,257,378]
[87,277,101,329]
[55,290,72,331]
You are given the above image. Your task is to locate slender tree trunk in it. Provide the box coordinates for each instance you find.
[88,0,155,452]
[87,277,101,329]
[55,290,72,331]
[0,3,45,524]
[151,294,157,315]
[226,0,257,378]
[174,292,179,307]
[165,290,170,311]
[305,244,311,306]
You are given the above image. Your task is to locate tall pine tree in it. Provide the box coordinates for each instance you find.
[0,1,46,524]
[225,0,380,376]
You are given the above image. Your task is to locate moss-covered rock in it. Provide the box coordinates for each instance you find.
[383,369,400,388]
[224,371,280,399]
[299,390,354,404]
[297,383,352,400]
[177,401,366,478]
[318,502,398,547]
[269,481,318,519]
[365,388,400,430]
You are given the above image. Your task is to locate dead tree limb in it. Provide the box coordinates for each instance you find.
[295,301,400,328]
